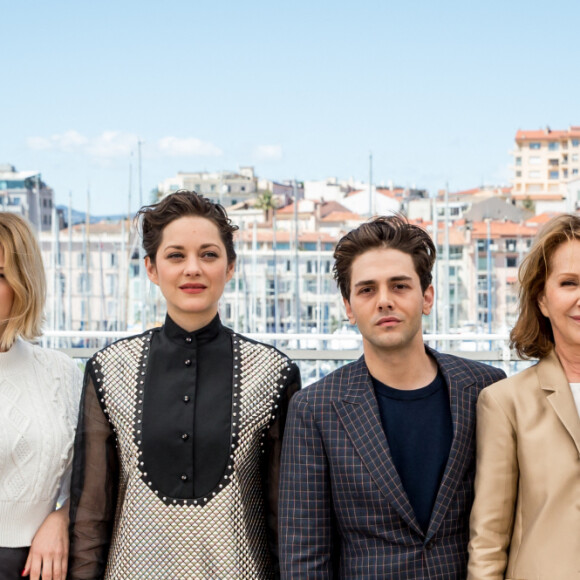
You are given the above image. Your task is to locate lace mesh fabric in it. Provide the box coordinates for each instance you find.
[87,332,294,579]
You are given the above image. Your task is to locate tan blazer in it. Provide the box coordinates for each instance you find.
[467,350,580,580]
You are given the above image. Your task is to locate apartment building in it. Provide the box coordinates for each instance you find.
[0,163,55,231]
[157,167,258,205]
[512,126,580,213]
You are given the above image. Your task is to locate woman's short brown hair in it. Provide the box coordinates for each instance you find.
[0,212,46,350]
[511,213,580,360]
[333,215,436,300]
[136,190,239,264]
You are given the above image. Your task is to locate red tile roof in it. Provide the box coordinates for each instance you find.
[516,127,580,141]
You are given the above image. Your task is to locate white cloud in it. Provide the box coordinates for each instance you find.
[26,131,224,161]
[157,136,223,157]
[27,130,88,152]
[254,144,283,161]
[86,131,138,159]
[26,130,136,159]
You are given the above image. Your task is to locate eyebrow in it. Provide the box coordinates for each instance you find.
[163,243,221,251]
[353,275,413,288]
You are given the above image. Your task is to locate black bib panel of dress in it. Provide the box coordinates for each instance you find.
[142,314,233,499]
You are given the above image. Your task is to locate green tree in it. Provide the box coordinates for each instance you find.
[255,190,277,222]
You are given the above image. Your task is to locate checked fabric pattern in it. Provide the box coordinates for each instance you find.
[279,347,506,580]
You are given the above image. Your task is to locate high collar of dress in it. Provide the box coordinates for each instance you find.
[162,314,223,348]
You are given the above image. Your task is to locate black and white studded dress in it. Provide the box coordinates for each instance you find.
[68,315,300,580]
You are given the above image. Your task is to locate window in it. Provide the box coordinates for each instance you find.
[572,139,579,147]
[516,171,522,177]
[506,256,517,268]
[110,253,117,267]
[450,246,463,259]
[548,142,559,151]
[515,157,522,166]
[77,273,92,293]
[106,274,117,296]
[505,239,516,252]
[78,253,86,267]
[572,154,579,162]
[528,170,541,179]
[549,171,559,179]
[529,156,541,165]
[573,169,579,175]
[549,159,559,166]
[529,142,541,149]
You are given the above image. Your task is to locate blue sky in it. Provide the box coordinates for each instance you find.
[2,0,579,215]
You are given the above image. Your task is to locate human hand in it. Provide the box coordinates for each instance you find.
[23,507,69,580]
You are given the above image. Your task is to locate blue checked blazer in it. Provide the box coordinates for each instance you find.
[279,346,506,579]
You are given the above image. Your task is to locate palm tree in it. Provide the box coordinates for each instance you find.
[255,190,277,223]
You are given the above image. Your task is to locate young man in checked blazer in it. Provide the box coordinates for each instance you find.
[279,216,506,579]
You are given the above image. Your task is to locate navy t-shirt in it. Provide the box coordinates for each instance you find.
[372,371,452,533]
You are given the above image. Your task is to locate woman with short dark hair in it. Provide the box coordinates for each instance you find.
[68,191,300,579]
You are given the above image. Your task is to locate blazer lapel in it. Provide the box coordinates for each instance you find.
[333,357,423,536]
[425,348,478,540]
[537,350,580,456]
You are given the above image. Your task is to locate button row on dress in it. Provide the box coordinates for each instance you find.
[185,359,192,366]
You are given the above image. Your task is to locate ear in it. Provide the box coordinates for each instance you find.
[422,284,434,315]
[226,261,235,283]
[145,256,159,286]
[538,292,549,318]
[343,296,356,325]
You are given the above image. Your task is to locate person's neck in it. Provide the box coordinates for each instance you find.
[554,343,580,382]
[363,338,437,390]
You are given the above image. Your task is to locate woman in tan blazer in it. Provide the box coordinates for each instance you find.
[468,214,580,580]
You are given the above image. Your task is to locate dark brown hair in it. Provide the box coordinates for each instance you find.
[333,214,436,300]
[136,190,238,264]
[511,213,580,360]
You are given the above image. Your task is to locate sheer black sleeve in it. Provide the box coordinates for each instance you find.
[262,362,302,572]
[68,364,120,580]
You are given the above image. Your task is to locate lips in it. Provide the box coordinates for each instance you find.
[376,316,401,327]
[179,283,207,294]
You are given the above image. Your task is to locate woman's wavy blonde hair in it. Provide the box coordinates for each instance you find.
[0,212,46,350]
[511,213,580,360]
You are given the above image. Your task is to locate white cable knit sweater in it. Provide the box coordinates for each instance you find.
[0,338,83,547]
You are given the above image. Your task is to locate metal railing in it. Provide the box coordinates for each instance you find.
[41,330,532,386]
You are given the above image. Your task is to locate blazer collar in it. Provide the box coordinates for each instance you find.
[537,349,580,456]
[335,347,478,539]
[424,347,478,539]
[335,356,423,536]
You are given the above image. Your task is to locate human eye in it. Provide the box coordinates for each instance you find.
[394,282,410,290]
[202,250,219,259]
[357,286,373,295]
[561,279,578,287]
[166,251,184,260]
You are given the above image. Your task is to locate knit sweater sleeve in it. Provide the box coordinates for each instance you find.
[55,356,84,507]
[68,363,119,580]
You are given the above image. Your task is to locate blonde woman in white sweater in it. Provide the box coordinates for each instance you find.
[0,213,82,580]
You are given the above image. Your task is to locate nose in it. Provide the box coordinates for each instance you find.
[183,256,202,276]
[377,286,394,311]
